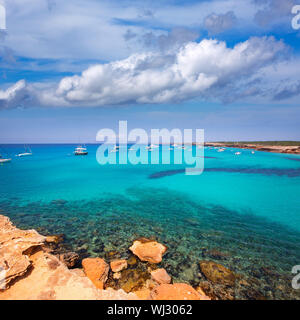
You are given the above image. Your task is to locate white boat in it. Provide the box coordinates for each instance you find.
[0,154,11,163]
[235,152,241,155]
[17,152,32,157]
[217,148,225,152]
[251,151,255,154]
[16,145,32,157]
[74,146,88,156]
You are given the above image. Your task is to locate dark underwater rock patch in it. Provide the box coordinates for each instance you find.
[284,157,300,162]
[149,167,300,179]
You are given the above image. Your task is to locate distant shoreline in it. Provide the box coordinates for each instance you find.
[1,141,300,145]
[203,142,300,155]
[1,142,300,155]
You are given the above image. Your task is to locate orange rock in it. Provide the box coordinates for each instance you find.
[151,268,171,285]
[110,259,127,273]
[0,215,139,300]
[150,283,208,300]
[82,258,109,289]
[134,288,151,300]
[0,215,45,288]
[129,238,167,263]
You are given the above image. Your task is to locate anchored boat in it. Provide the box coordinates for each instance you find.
[0,154,11,163]
[16,145,32,157]
[74,145,88,156]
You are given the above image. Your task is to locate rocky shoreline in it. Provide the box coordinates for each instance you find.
[204,143,300,155]
[2,188,300,301]
[0,214,219,300]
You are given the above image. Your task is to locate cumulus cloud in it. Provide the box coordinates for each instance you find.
[53,36,287,106]
[0,36,289,108]
[0,80,34,109]
[204,11,237,35]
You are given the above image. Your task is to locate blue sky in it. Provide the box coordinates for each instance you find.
[0,0,300,142]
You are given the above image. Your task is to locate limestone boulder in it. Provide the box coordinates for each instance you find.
[110,259,127,273]
[150,283,210,300]
[151,268,171,285]
[129,238,167,264]
[82,258,109,289]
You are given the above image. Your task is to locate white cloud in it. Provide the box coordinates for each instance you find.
[0,36,289,109]
[0,80,32,109]
[53,36,287,106]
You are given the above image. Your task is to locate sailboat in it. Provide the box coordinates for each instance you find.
[16,145,32,157]
[74,145,88,156]
[0,154,11,163]
[0,147,12,163]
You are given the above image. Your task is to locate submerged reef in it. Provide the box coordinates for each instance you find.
[1,187,300,300]
[149,167,300,179]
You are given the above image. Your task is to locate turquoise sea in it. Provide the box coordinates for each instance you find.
[1,144,300,299]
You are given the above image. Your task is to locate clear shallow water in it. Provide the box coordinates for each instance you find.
[1,144,300,299]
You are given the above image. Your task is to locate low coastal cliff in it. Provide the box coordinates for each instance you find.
[0,215,213,300]
[0,214,139,300]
